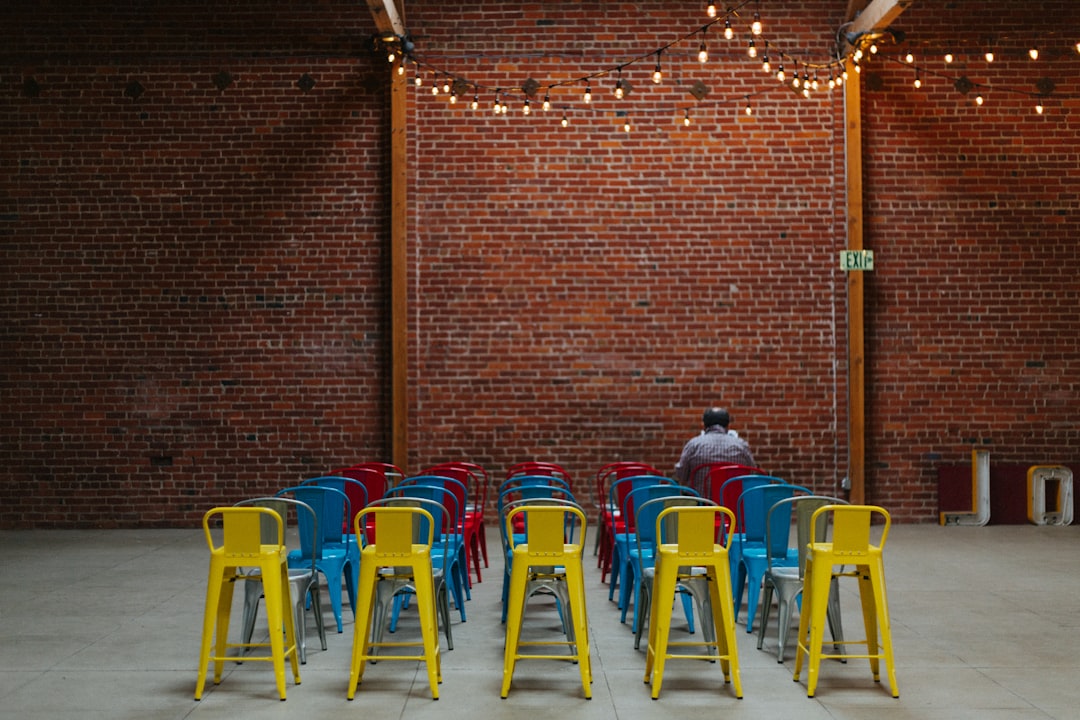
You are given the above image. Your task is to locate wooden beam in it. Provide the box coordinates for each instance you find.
[389,59,408,473]
[849,0,913,34]
[844,56,865,505]
[366,0,405,36]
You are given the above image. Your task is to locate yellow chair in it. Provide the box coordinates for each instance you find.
[793,504,899,698]
[501,502,591,699]
[644,504,742,700]
[347,505,442,700]
[194,506,300,701]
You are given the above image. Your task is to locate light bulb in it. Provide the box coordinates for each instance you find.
[623,120,631,133]
[523,98,530,115]
[431,83,439,96]
[684,109,691,126]
[762,55,771,74]
[543,92,551,112]
[747,37,757,58]
[443,79,451,94]
[1076,42,1080,54]
[698,33,708,63]
[745,102,753,116]
[975,94,984,105]
[1029,47,1039,60]
[985,49,994,63]
[561,112,569,127]
[614,70,624,99]
[387,51,396,63]
[1036,103,1044,114]
[905,53,914,64]
[653,61,663,84]
[777,63,785,82]
[397,63,404,76]
[752,12,762,35]
[724,18,733,40]
[415,72,422,87]
[870,43,878,54]
[450,92,457,104]
[944,50,954,63]
[707,3,717,18]
[471,95,479,110]
[914,71,921,89]
[584,81,591,103]
[812,73,819,91]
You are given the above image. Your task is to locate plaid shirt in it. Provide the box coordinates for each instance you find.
[674,426,756,485]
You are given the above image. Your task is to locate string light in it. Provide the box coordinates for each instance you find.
[761,42,771,73]
[724,17,734,40]
[913,69,921,88]
[975,94,984,106]
[542,91,551,111]
[706,3,717,18]
[561,111,569,127]
[492,90,501,114]
[776,60,786,83]
[944,49,954,63]
[792,61,801,88]
[614,67,624,99]
[747,36,758,58]
[442,76,451,94]
[522,98,530,115]
[1035,102,1044,114]
[396,61,405,76]
[387,50,396,64]
[684,108,692,126]
[431,71,439,94]
[449,88,457,104]
[623,118,631,133]
[752,12,762,35]
[745,99,753,115]
[653,51,663,84]
[985,44,994,63]
[905,53,915,64]
[584,80,592,103]
[471,93,479,110]
[414,68,422,87]
[1029,46,1039,60]
[698,28,708,63]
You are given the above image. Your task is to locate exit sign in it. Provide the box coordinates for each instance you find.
[840,250,874,271]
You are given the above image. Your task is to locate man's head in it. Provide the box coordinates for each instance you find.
[702,407,730,429]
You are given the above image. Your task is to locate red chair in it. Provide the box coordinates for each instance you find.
[505,461,574,492]
[424,462,488,584]
[593,462,660,582]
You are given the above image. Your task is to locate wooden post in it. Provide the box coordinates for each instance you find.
[389,60,408,473]
[844,57,865,505]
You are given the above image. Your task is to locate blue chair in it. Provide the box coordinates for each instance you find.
[302,475,367,583]
[399,475,472,598]
[385,482,468,622]
[275,484,355,634]
[735,482,810,631]
[619,483,701,635]
[607,474,677,602]
[721,474,787,611]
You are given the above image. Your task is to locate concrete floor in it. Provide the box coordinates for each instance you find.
[2,521,1078,719]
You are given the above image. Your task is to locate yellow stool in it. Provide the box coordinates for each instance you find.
[793,504,898,698]
[501,502,591,699]
[644,504,742,700]
[347,505,442,700]
[195,506,300,701]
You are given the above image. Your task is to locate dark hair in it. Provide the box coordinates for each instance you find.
[703,407,730,428]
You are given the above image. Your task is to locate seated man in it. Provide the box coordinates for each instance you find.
[674,406,756,485]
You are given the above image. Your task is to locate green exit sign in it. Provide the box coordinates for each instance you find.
[840,250,874,271]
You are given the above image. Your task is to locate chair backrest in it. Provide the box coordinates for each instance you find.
[302,475,368,534]
[498,473,572,496]
[202,506,284,557]
[608,475,676,530]
[655,504,736,556]
[497,483,576,519]
[595,461,660,510]
[349,462,406,490]
[355,503,435,557]
[399,475,469,525]
[385,483,461,544]
[697,464,766,504]
[812,504,892,558]
[737,482,810,547]
[505,461,573,490]
[721,473,786,512]
[763,494,847,575]
[363,496,451,562]
[276,484,350,559]
[332,466,388,509]
[634,495,717,558]
[505,500,587,556]
[234,496,318,566]
[622,483,698,541]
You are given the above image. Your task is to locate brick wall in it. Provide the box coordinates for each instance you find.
[1,1,1077,527]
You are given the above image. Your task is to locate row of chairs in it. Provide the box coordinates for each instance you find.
[594,460,899,699]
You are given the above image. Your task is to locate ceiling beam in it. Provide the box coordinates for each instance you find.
[366,0,405,37]
[848,0,914,35]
